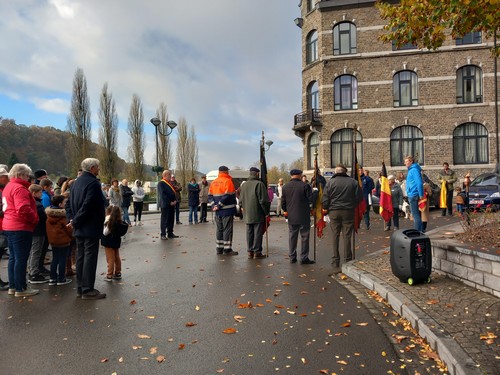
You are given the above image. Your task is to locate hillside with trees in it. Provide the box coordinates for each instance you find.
[0,117,131,179]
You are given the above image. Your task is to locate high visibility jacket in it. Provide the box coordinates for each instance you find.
[208,172,237,217]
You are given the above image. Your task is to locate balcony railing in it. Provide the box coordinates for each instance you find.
[293,109,322,126]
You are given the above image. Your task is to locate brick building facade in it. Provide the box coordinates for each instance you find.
[293,0,499,183]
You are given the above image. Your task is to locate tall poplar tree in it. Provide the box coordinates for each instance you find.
[98,83,118,183]
[127,94,145,181]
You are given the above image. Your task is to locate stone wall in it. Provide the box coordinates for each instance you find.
[432,241,500,297]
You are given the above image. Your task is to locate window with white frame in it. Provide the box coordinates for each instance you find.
[390,126,424,166]
[453,122,488,164]
[456,32,482,45]
[334,75,358,110]
[308,132,320,169]
[307,81,319,110]
[393,70,418,107]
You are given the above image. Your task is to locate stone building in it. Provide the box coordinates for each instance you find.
[293,0,499,182]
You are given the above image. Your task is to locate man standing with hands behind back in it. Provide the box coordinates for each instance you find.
[69,158,106,300]
[282,169,314,265]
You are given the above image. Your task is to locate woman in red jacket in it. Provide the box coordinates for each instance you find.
[2,163,39,297]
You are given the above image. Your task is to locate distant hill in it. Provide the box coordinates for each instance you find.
[0,117,137,178]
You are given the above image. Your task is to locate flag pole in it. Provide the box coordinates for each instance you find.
[313,148,319,261]
[352,130,357,261]
[261,131,269,258]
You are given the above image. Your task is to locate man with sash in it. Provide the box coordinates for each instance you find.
[158,170,178,240]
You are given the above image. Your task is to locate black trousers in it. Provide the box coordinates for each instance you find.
[200,203,208,222]
[160,207,175,237]
[442,188,454,215]
[75,237,100,294]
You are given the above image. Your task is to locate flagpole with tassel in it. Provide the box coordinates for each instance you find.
[313,149,318,261]
[260,131,272,258]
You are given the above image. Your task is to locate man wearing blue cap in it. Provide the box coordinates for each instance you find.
[282,169,315,264]
[239,167,270,259]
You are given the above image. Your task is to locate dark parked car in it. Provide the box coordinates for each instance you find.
[468,173,500,210]
[371,175,441,214]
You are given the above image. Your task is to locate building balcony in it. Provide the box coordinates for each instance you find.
[293,109,322,133]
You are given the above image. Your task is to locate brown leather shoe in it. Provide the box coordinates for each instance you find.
[247,252,254,259]
[254,253,267,259]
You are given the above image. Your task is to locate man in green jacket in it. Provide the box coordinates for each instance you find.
[239,167,270,259]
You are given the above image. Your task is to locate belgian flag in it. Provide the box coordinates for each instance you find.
[379,162,393,222]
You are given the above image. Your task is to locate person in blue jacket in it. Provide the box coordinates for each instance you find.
[404,156,424,232]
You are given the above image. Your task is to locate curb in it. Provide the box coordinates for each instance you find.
[342,250,482,375]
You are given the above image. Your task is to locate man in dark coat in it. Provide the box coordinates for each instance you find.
[239,167,270,259]
[282,169,314,264]
[69,158,106,300]
[158,170,178,240]
[322,164,363,274]
[359,166,374,229]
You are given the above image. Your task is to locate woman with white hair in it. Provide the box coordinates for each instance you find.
[2,163,40,297]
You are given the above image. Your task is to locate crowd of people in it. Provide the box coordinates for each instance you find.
[0,156,469,297]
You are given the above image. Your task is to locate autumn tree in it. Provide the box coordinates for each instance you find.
[127,94,145,182]
[377,0,499,55]
[98,83,119,183]
[155,102,173,169]
[67,68,92,170]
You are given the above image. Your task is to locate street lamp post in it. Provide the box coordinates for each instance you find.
[150,117,177,209]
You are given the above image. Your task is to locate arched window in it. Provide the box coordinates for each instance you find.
[330,129,362,168]
[307,81,319,110]
[333,22,357,55]
[306,30,318,64]
[456,65,482,104]
[390,126,424,166]
[308,132,320,169]
[393,70,418,107]
[334,75,358,110]
[453,123,488,164]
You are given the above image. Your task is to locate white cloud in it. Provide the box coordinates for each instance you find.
[0,0,304,172]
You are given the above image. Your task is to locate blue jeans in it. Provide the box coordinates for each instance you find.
[122,206,131,225]
[188,205,198,224]
[50,246,70,282]
[5,231,33,292]
[408,196,423,232]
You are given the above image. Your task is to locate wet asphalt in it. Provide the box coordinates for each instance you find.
[0,210,458,375]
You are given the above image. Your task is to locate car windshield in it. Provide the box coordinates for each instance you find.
[471,174,498,186]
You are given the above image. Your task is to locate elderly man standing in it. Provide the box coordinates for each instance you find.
[158,170,178,240]
[208,166,238,256]
[322,164,363,274]
[239,167,270,259]
[69,158,106,300]
[282,169,314,264]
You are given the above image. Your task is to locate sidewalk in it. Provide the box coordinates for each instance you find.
[341,222,499,375]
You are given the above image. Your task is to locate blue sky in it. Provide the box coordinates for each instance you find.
[0,0,304,174]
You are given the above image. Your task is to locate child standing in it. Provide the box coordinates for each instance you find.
[102,205,129,281]
[27,184,48,284]
[45,195,73,286]
[455,186,467,218]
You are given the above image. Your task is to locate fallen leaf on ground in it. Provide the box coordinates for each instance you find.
[130,300,137,305]
[185,322,197,327]
[178,343,185,350]
[426,299,439,305]
[137,334,151,339]
[100,358,108,363]
[223,328,237,334]
[233,315,246,322]
[156,355,166,363]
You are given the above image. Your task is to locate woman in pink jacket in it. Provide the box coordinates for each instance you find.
[2,163,39,297]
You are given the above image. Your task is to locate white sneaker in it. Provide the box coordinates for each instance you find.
[57,279,72,286]
[15,288,39,297]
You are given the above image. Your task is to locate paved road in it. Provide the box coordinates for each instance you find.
[0,210,455,375]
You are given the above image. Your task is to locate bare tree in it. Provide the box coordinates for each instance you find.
[67,68,91,170]
[127,94,145,182]
[187,125,199,178]
[175,117,189,189]
[156,102,173,169]
[98,83,118,183]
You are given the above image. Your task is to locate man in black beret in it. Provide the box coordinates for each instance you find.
[239,167,270,259]
[34,169,48,185]
[281,169,315,264]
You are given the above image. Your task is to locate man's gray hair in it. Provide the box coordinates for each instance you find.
[8,163,32,178]
[334,164,347,174]
[81,158,100,172]
[249,171,259,178]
